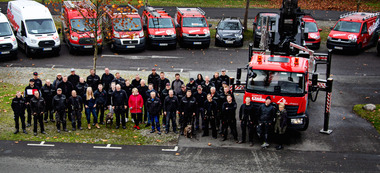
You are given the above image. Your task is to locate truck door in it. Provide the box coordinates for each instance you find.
[18,21,26,46]
[361,22,369,47]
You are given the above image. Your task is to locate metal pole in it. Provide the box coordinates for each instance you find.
[249,43,253,62]
[320,78,333,135]
[326,49,332,79]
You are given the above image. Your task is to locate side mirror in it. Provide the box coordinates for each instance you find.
[57,28,61,34]
[215,26,218,29]
[318,28,322,32]
[143,25,147,30]
[209,24,212,27]
[242,27,245,30]
[236,68,242,80]
[175,24,180,28]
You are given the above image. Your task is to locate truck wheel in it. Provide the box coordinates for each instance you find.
[25,45,32,58]
[204,43,210,49]
[299,115,309,131]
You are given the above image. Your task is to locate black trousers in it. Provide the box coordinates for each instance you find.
[181,113,194,134]
[33,114,44,133]
[241,120,254,142]
[55,111,67,130]
[166,111,177,132]
[14,113,26,130]
[258,123,271,143]
[96,104,105,123]
[26,104,32,124]
[131,113,142,126]
[222,119,238,140]
[143,103,148,122]
[203,115,216,138]
[44,104,54,121]
[215,110,222,130]
[195,107,205,130]
[71,110,82,129]
[115,107,126,127]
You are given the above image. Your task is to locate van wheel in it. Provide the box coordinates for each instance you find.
[68,45,75,55]
[25,45,32,57]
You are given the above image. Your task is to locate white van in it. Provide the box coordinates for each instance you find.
[7,0,60,56]
[0,12,18,58]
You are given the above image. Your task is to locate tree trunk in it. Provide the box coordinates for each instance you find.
[357,0,361,12]
[243,0,250,31]
[93,44,98,73]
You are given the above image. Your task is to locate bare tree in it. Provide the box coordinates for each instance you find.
[243,0,250,31]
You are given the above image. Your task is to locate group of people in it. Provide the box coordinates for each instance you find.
[11,68,288,149]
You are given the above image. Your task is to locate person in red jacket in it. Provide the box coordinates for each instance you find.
[128,88,144,130]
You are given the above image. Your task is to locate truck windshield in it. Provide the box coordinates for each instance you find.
[113,18,142,31]
[218,22,241,30]
[182,17,207,27]
[26,19,56,34]
[333,21,361,33]
[70,19,95,32]
[149,18,173,28]
[305,22,318,32]
[256,16,277,31]
[247,69,305,96]
[0,22,13,37]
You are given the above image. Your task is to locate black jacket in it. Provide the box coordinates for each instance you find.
[158,78,170,94]
[201,81,214,94]
[68,74,80,87]
[164,95,179,112]
[220,74,230,85]
[75,82,88,98]
[101,73,115,91]
[195,79,204,86]
[68,96,83,111]
[258,103,275,123]
[122,84,134,97]
[30,96,45,115]
[186,82,198,94]
[210,92,220,108]
[52,94,67,112]
[204,100,217,118]
[138,85,149,100]
[148,73,160,90]
[33,78,43,89]
[11,96,26,114]
[180,96,196,115]
[112,77,126,88]
[176,89,186,103]
[57,81,74,98]
[41,84,55,107]
[147,97,161,115]
[132,79,141,88]
[53,77,62,89]
[94,89,107,105]
[112,90,128,107]
[24,85,40,103]
[161,88,174,103]
[276,109,288,128]
[222,101,237,121]
[193,91,207,108]
[87,74,101,91]
[239,104,255,122]
[210,76,222,91]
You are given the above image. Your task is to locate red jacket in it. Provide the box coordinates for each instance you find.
[128,94,144,113]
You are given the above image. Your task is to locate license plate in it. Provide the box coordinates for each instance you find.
[0,51,10,54]
[43,48,52,51]
[335,46,343,50]
[306,43,312,45]
[225,40,234,44]
[159,43,168,46]
[127,46,136,48]
[193,42,202,45]
[84,45,93,48]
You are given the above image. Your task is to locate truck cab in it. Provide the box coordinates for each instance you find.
[303,15,322,50]
[7,0,61,57]
[61,1,103,54]
[253,12,279,48]
[104,4,145,52]
[327,12,379,52]
[175,7,211,48]
[0,13,18,59]
[142,6,177,49]
[244,54,311,130]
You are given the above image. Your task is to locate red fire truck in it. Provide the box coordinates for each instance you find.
[61,1,103,54]
[142,6,177,49]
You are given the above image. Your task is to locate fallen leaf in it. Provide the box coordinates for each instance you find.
[342,117,346,120]
[15,141,19,144]
[154,64,158,67]
[175,153,180,156]
[230,61,233,64]
[102,139,108,142]
[76,133,79,135]
[208,143,212,146]
[46,137,50,140]
[53,136,57,139]
[112,131,115,133]
[32,64,35,66]
[133,136,138,138]
[137,143,141,145]
[365,97,370,99]
[156,140,161,143]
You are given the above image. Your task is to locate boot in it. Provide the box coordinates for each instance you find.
[14,130,19,134]
[23,130,28,134]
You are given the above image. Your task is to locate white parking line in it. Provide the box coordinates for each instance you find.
[102,55,183,59]
[27,141,55,147]
[93,144,122,150]
[9,64,13,67]
[51,65,55,69]
[162,146,178,152]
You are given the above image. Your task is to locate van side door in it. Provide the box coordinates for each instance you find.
[361,22,369,47]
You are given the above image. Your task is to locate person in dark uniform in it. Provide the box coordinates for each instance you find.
[160,83,172,127]
[164,89,179,134]
[57,76,74,122]
[94,84,107,125]
[68,90,83,131]
[107,82,116,108]
[203,94,217,138]
[193,85,207,131]
[24,79,40,127]
[41,79,55,123]
[11,91,27,134]
[220,69,230,85]
[75,77,88,102]
[30,91,45,136]
[68,68,80,87]
[87,69,101,92]
[32,72,42,89]
[209,87,220,131]
[274,103,288,150]
[221,95,238,142]
[238,97,255,146]
[52,88,67,133]
[148,68,160,91]
[112,84,128,129]
[123,79,134,98]
[179,90,196,135]
[132,74,141,88]
[53,73,63,89]
[158,72,170,98]
[258,96,275,148]
[195,74,204,86]
[147,91,162,135]
[176,84,187,130]
[171,73,184,95]
[211,72,222,92]
[101,68,114,92]
[112,72,126,88]
[145,83,156,127]
[186,78,198,94]
[201,76,214,94]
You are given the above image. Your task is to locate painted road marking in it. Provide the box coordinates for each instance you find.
[102,55,183,59]
[27,141,55,147]
[162,146,178,152]
[93,144,122,150]
[9,64,13,67]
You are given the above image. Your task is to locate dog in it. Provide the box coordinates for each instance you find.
[105,106,114,128]
[184,125,192,138]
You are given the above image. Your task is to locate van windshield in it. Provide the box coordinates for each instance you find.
[305,22,318,32]
[0,22,13,37]
[71,19,95,32]
[149,18,173,28]
[218,21,241,30]
[113,18,142,31]
[182,17,207,27]
[26,19,56,34]
[333,21,362,33]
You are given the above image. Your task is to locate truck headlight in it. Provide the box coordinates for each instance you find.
[149,35,155,38]
[12,39,17,46]
[170,34,176,38]
[31,39,37,44]
[327,36,331,41]
[235,34,243,40]
[139,31,144,38]
[113,31,120,38]
[315,35,320,39]
[54,36,60,43]
[216,33,220,39]
[71,35,78,41]
[182,33,189,37]
[291,118,303,125]
[205,33,210,37]
[349,38,357,43]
